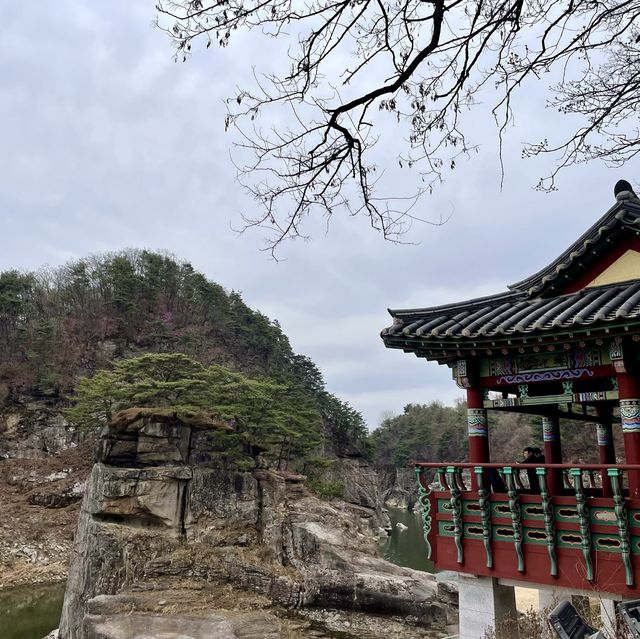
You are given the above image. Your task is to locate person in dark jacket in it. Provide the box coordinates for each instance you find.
[521,446,545,493]
[488,467,507,493]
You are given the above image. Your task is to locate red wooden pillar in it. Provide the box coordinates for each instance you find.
[542,416,562,495]
[617,372,640,499]
[595,406,615,498]
[467,387,489,491]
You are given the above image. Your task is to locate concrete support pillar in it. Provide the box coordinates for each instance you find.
[538,587,563,613]
[542,416,563,495]
[458,575,518,639]
[467,387,489,491]
[617,372,640,499]
[599,598,618,639]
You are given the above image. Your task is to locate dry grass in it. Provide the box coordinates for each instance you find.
[0,438,96,589]
[485,598,629,639]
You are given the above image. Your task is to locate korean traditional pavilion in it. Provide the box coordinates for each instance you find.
[381,180,640,635]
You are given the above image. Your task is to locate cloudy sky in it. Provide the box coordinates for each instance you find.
[3,2,639,429]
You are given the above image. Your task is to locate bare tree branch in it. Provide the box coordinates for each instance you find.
[156,0,640,252]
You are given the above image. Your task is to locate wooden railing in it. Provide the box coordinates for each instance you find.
[413,462,640,594]
[414,461,640,496]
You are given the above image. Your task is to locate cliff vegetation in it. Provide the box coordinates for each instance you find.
[0,250,368,471]
[370,400,626,472]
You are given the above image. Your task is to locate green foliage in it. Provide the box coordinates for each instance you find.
[307,479,345,499]
[0,250,296,386]
[320,393,368,451]
[370,401,468,470]
[277,353,368,457]
[370,401,541,469]
[25,319,57,388]
[371,400,611,471]
[66,353,210,428]
[66,353,323,468]
[0,270,35,320]
[0,250,367,458]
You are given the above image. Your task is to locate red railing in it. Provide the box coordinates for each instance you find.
[413,462,640,497]
[412,461,640,595]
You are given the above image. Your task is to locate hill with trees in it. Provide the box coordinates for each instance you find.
[1,249,618,485]
[0,250,367,472]
[369,401,625,476]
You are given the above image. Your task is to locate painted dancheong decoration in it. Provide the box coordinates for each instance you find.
[385,180,640,597]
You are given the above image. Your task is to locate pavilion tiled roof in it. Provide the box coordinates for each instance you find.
[382,182,640,356]
[381,280,640,343]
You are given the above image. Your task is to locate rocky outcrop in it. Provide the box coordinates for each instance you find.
[0,401,83,459]
[382,467,419,510]
[0,439,95,589]
[313,456,392,533]
[82,594,281,639]
[325,457,381,509]
[59,413,456,639]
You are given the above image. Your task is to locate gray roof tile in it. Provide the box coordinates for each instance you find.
[382,186,640,349]
[382,280,640,342]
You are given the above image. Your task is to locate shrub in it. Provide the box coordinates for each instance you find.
[308,479,345,499]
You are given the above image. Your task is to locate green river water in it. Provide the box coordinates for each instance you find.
[379,506,435,573]
[0,582,65,639]
[1,508,427,638]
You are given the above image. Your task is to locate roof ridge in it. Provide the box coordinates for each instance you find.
[508,197,640,296]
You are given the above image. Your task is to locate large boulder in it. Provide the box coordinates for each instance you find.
[82,594,281,639]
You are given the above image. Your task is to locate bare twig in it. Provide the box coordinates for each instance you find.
[156,0,640,252]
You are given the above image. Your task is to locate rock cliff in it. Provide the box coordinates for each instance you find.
[0,398,83,460]
[59,411,457,639]
[382,467,419,510]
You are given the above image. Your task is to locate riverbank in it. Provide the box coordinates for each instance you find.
[0,439,94,590]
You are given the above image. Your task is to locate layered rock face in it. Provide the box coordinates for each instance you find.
[59,413,456,639]
[382,467,419,510]
[0,401,83,459]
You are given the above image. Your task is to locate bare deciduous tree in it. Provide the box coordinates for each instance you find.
[156,1,640,253]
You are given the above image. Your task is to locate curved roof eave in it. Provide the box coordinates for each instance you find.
[507,196,640,296]
[382,279,640,342]
[387,289,520,320]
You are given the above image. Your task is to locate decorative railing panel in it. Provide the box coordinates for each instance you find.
[414,462,640,596]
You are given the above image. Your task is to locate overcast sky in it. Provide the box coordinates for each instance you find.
[3,2,639,429]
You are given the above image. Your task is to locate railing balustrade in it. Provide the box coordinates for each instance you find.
[414,462,640,592]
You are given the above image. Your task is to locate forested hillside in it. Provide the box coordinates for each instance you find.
[1,249,616,477]
[1,250,304,390]
[369,401,624,473]
[0,250,367,463]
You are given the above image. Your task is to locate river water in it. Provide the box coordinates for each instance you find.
[0,582,64,639]
[379,506,435,573]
